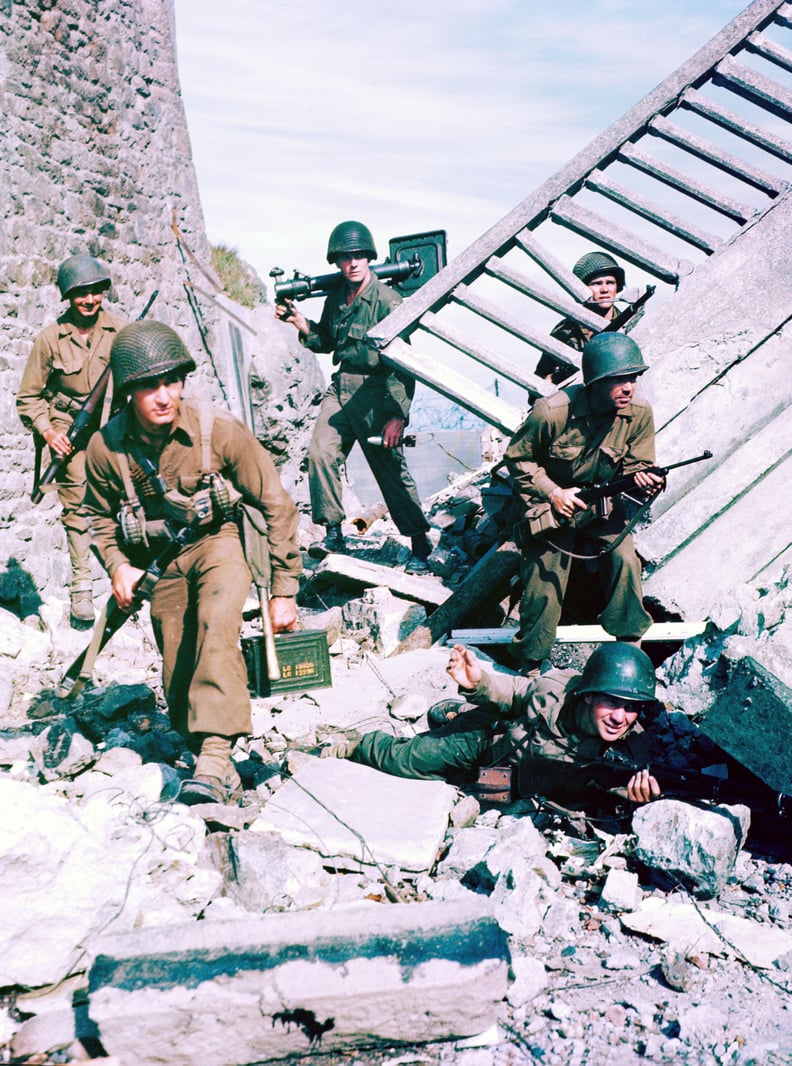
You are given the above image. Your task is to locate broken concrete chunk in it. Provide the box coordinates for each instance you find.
[251,756,457,873]
[314,554,450,607]
[88,901,509,1065]
[599,868,641,912]
[699,656,792,793]
[342,587,426,655]
[632,799,750,898]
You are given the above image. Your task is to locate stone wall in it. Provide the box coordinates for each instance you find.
[0,0,321,608]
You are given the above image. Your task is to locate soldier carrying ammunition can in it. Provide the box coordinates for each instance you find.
[82,321,302,805]
[17,255,127,626]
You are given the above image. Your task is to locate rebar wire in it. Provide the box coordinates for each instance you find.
[171,210,232,409]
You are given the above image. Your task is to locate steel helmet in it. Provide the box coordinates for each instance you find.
[573,251,625,291]
[582,332,647,386]
[57,255,112,299]
[110,321,196,393]
[576,643,656,705]
[326,221,376,264]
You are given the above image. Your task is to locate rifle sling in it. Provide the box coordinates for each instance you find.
[540,492,654,561]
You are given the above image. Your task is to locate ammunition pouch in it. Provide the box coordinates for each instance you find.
[118,473,241,547]
[470,765,514,805]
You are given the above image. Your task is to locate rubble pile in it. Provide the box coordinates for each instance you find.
[1,488,791,1065]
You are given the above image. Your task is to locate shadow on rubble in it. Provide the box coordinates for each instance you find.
[0,557,43,620]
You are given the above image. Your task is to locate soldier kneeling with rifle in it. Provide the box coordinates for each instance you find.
[82,322,302,805]
[334,642,791,818]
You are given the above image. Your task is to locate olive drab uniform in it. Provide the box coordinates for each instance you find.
[83,401,301,741]
[351,667,650,801]
[302,277,429,536]
[505,384,655,666]
[17,308,127,594]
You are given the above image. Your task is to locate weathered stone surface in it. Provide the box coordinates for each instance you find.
[88,902,509,1065]
[632,799,750,898]
[314,553,450,607]
[698,655,792,794]
[342,586,427,655]
[251,756,456,873]
[599,868,641,912]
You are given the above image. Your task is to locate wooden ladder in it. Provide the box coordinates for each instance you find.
[370,0,792,434]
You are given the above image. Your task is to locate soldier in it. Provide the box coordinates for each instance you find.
[340,642,661,808]
[507,332,664,676]
[83,321,302,805]
[17,255,127,626]
[276,220,432,573]
[535,251,626,386]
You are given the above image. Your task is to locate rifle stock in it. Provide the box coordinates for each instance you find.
[516,755,791,818]
[31,290,158,503]
[604,284,655,333]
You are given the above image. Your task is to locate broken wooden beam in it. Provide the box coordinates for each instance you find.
[312,553,450,608]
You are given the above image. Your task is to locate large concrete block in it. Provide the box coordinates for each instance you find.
[699,656,792,793]
[88,901,509,1065]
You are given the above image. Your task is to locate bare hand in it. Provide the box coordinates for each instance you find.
[43,428,73,459]
[446,643,482,689]
[626,768,661,804]
[270,595,297,633]
[275,299,309,336]
[111,562,145,611]
[550,486,587,521]
[381,417,405,449]
[633,469,665,494]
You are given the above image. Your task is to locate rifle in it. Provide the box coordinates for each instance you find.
[32,290,158,504]
[271,257,422,305]
[59,518,200,699]
[514,450,712,545]
[516,755,792,818]
[603,284,656,333]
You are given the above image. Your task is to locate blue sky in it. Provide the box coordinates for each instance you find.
[173,1,748,297]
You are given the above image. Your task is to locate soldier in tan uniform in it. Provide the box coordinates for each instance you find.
[507,333,664,675]
[17,255,127,625]
[342,642,661,808]
[83,321,302,804]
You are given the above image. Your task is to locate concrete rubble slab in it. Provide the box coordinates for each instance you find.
[88,901,509,1066]
[251,756,457,873]
[699,655,792,793]
[313,553,451,607]
[620,896,792,969]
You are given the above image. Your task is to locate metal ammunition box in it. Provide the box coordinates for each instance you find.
[241,629,332,697]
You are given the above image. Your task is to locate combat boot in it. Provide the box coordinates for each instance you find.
[69,586,95,627]
[178,735,243,806]
[308,523,345,559]
[405,532,432,575]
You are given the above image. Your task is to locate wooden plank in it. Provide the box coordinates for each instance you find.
[619,142,752,222]
[745,28,792,73]
[419,312,553,394]
[586,169,722,253]
[681,87,792,165]
[650,115,787,194]
[449,622,707,645]
[485,257,608,331]
[513,230,592,302]
[382,336,524,434]
[715,54,792,121]
[367,0,783,349]
[550,197,691,283]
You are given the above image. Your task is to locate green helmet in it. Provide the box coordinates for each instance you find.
[582,333,647,386]
[577,643,656,705]
[57,255,112,299]
[326,220,376,264]
[573,251,625,291]
[110,321,196,393]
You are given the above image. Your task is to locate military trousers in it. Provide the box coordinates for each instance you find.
[351,708,499,781]
[149,525,252,741]
[513,524,652,665]
[307,373,429,536]
[54,446,93,590]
